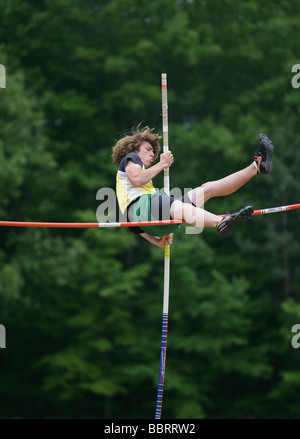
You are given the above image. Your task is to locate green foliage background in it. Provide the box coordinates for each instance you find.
[0,0,300,419]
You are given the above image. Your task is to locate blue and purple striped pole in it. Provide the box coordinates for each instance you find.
[155,308,169,418]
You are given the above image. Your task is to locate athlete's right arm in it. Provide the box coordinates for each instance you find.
[126,152,173,187]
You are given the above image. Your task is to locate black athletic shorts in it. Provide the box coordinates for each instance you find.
[126,191,196,235]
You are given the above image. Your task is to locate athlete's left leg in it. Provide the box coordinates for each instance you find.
[170,200,222,228]
[186,163,257,207]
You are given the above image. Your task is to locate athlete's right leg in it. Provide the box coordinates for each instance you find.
[170,200,254,235]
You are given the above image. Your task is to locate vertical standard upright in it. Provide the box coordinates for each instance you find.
[155,73,170,419]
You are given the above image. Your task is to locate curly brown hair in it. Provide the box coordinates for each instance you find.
[112,124,161,166]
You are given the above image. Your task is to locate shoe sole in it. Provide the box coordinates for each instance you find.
[259,134,274,174]
[220,206,254,236]
[265,143,274,174]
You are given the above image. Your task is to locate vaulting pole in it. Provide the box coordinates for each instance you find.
[155,73,170,420]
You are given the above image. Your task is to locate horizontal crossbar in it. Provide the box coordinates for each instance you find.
[0,204,299,228]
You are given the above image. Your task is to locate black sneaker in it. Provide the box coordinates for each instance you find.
[253,133,274,174]
[217,206,254,236]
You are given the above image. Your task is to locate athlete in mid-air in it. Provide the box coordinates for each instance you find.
[112,126,274,247]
